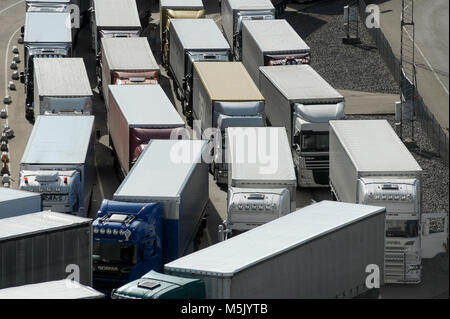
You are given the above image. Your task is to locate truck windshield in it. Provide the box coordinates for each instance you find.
[93,242,138,265]
[386,220,419,238]
[301,132,329,152]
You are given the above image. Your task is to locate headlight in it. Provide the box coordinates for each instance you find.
[99,228,105,235]
[106,228,112,235]
[113,229,119,236]
[93,227,99,234]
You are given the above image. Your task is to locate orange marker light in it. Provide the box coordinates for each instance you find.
[64,177,68,184]
[24,177,28,183]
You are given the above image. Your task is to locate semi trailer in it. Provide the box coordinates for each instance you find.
[168,19,231,121]
[92,200,163,294]
[329,120,448,284]
[242,19,310,84]
[159,0,205,67]
[113,139,209,264]
[91,0,141,68]
[33,58,92,118]
[0,280,104,299]
[192,62,265,184]
[0,211,93,289]
[21,12,72,120]
[107,84,185,177]
[111,270,205,299]
[165,200,386,299]
[0,188,41,219]
[222,126,297,237]
[100,37,159,106]
[19,116,95,217]
[26,0,71,12]
[221,0,275,60]
[259,65,345,187]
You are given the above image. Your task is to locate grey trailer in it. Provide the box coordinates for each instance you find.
[169,19,231,120]
[221,0,275,60]
[0,211,93,289]
[22,12,72,119]
[33,58,93,118]
[242,19,311,84]
[19,116,95,217]
[165,200,386,299]
[114,139,209,263]
[0,188,41,219]
[0,279,104,299]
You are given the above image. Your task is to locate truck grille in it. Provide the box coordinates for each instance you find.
[384,247,406,281]
[305,158,329,185]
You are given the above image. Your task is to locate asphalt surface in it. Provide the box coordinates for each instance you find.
[0,0,447,298]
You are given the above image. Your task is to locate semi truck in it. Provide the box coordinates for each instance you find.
[159,0,205,68]
[111,270,205,299]
[100,37,159,106]
[221,0,275,60]
[107,84,185,177]
[33,58,93,118]
[0,280,104,299]
[19,115,95,217]
[165,200,386,299]
[242,19,311,84]
[91,0,141,67]
[113,139,209,264]
[222,127,297,237]
[92,200,163,294]
[0,188,41,219]
[192,62,265,184]
[259,65,345,188]
[0,211,93,289]
[329,120,448,284]
[168,19,232,121]
[21,12,72,120]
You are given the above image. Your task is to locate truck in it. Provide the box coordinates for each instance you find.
[0,280,104,299]
[165,200,386,299]
[222,127,297,237]
[113,139,209,264]
[0,211,93,289]
[168,19,232,121]
[100,37,159,107]
[19,115,95,217]
[111,270,205,299]
[221,0,275,60]
[26,0,71,12]
[329,119,448,284]
[21,12,72,120]
[91,0,142,70]
[107,84,185,177]
[259,65,345,188]
[159,0,205,68]
[89,0,152,29]
[92,200,163,294]
[242,19,311,85]
[192,62,265,184]
[33,58,93,118]
[0,188,41,219]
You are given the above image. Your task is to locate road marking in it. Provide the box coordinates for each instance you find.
[401,0,449,96]
[0,0,24,16]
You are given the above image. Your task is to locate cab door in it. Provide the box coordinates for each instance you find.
[421,213,448,258]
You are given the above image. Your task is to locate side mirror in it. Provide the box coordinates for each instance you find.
[20,26,24,34]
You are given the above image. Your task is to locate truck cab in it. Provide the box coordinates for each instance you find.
[93,200,163,295]
[221,0,275,60]
[21,12,72,120]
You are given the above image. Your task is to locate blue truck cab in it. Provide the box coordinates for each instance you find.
[92,200,163,294]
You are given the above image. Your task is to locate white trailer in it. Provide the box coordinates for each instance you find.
[165,200,386,299]
[19,116,95,217]
[259,65,345,188]
[33,58,92,118]
[0,211,93,289]
[26,0,71,12]
[329,120,448,284]
[0,188,41,219]
[242,19,311,84]
[0,280,104,299]
[223,127,297,236]
[221,0,275,60]
[113,139,210,264]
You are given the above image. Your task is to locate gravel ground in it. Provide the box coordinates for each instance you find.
[347,114,449,214]
[285,0,399,94]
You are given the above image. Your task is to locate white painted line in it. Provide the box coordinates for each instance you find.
[0,0,24,16]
